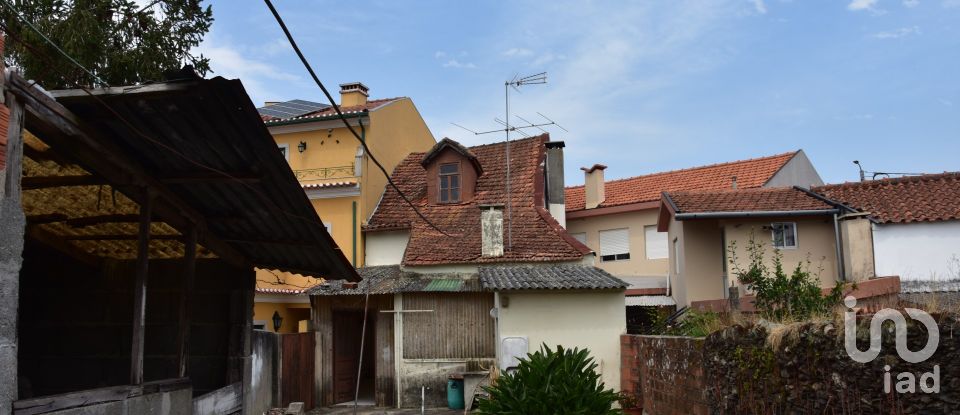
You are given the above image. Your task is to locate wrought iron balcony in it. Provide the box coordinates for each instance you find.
[293,165,356,181]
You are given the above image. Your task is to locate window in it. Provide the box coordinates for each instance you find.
[278,143,290,161]
[644,225,668,259]
[439,162,461,203]
[571,232,587,245]
[599,228,630,262]
[323,222,332,234]
[771,222,797,249]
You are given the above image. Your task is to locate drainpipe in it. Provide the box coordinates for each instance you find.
[352,201,358,266]
[833,212,845,282]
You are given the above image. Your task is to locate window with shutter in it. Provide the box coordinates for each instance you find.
[599,228,630,262]
[644,225,668,259]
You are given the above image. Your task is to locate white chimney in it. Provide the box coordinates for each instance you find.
[581,164,607,209]
[480,204,504,258]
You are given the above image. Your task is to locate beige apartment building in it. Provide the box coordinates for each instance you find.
[564,151,823,303]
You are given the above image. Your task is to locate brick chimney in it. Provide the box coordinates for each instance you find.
[339,82,369,107]
[581,164,607,209]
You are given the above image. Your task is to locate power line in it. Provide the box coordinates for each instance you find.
[262,0,449,237]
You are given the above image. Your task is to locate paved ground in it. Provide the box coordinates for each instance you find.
[306,407,463,414]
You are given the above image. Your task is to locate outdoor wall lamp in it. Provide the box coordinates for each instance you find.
[272,311,283,332]
[298,141,307,153]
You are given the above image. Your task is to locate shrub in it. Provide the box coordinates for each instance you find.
[729,232,845,321]
[476,344,620,414]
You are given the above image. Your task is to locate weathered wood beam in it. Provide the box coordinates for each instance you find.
[25,213,69,224]
[8,73,249,269]
[21,175,108,189]
[221,238,336,248]
[177,227,197,378]
[24,226,103,268]
[130,190,152,386]
[66,214,142,227]
[1,81,26,415]
[63,234,181,241]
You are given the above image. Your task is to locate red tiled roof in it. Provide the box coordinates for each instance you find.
[302,180,357,189]
[665,187,834,214]
[261,97,404,123]
[566,151,799,212]
[814,173,960,224]
[366,134,590,266]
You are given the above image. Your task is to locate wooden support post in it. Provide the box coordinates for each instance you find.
[177,226,197,378]
[130,189,153,386]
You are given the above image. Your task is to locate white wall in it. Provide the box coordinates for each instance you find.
[874,220,960,280]
[496,290,626,390]
[364,231,409,266]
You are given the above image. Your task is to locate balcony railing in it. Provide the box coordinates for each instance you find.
[293,165,356,181]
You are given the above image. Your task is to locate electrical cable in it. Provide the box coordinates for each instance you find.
[262,0,450,237]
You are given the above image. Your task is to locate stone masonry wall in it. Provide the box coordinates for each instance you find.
[623,315,960,415]
[621,335,709,415]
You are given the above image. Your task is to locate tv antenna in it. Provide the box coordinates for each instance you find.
[853,160,926,181]
[450,72,568,251]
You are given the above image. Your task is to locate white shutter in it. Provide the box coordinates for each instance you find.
[599,228,629,256]
[644,225,668,259]
[571,232,587,245]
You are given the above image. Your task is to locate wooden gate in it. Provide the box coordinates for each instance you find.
[281,332,315,409]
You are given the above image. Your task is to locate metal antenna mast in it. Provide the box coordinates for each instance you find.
[504,72,546,250]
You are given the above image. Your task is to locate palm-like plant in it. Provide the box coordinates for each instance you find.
[476,344,621,414]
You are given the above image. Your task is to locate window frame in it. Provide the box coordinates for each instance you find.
[770,222,798,250]
[278,143,290,161]
[438,162,462,204]
[599,228,631,262]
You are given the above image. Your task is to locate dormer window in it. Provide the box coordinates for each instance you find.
[439,163,461,203]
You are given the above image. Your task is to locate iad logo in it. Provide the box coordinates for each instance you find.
[843,296,940,393]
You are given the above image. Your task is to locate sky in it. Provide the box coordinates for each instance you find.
[194,0,960,186]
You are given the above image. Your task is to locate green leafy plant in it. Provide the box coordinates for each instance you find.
[476,344,621,414]
[646,308,725,337]
[729,232,844,321]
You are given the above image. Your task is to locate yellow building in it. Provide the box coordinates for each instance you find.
[252,83,436,333]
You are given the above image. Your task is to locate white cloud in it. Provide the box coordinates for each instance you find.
[872,26,921,39]
[848,0,880,11]
[940,99,954,106]
[944,0,960,7]
[750,0,768,14]
[442,59,476,69]
[195,41,301,104]
[503,48,534,57]
[903,0,920,7]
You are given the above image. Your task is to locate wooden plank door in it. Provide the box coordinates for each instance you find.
[332,311,363,404]
[281,332,315,409]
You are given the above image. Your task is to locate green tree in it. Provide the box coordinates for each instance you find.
[1,0,212,88]
[729,232,845,321]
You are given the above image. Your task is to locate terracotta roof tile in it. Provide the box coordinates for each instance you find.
[366,134,589,265]
[814,173,960,224]
[566,151,798,212]
[666,187,834,214]
[261,97,404,123]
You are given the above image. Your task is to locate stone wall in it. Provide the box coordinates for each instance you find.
[623,314,959,414]
[621,335,709,415]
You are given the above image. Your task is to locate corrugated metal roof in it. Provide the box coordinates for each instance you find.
[46,76,357,280]
[625,295,676,307]
[306,265,482,295]
[478,264,628,291]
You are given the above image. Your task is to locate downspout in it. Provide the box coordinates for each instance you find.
[834,212,845,282]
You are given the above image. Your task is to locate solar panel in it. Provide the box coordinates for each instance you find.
[257,99,329,119]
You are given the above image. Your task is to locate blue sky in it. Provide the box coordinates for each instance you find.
[195,0,960,185]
